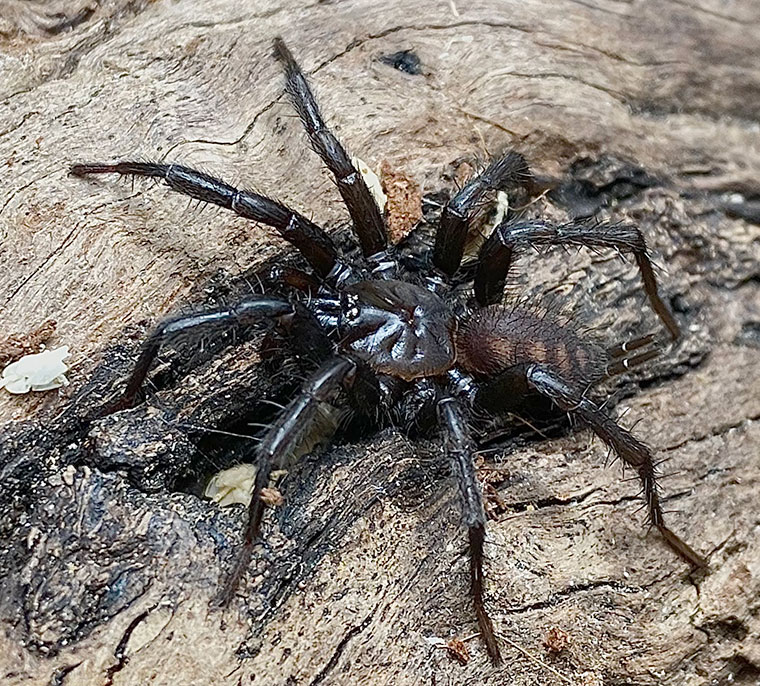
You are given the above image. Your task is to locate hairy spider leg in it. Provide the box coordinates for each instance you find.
[273,37,388,258]
[432,152,529,277]
[605,347,661,377]
[214,356,357,607]
[438,396,502,664]
[608,332,657,358]
[99,297,293,415]
[474,220,681,339]
[525,364,706,568]
[605,332,661,377]
[70,162,339,278]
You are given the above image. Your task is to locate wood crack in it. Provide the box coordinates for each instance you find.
[500,575,668,615]
[102,608,152,686]
[499,486,601,513]
[307,603,381,686]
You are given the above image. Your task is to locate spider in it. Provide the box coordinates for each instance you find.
[70,37,706,664]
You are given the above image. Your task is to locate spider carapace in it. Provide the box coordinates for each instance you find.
[71,37,706,664]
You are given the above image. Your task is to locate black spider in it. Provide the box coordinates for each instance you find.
[70,38,705,664]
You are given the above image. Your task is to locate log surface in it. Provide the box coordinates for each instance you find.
[1,1,759,685]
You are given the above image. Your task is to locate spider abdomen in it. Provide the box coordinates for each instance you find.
[341,280,457,381]
[457,305,607,385]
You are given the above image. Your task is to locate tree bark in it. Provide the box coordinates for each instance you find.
[1,1,759,685]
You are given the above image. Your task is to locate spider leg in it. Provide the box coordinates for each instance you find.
[273,38,388,258]
[474,220,680,339]
[601,331,664,378]
[604,347,660,378]
[70,162,338,278]
[608,332,657,358]
[214,355,356,607]
[524,363,706,568]
[437,396,502,664]
[100,297,293,415]
[432,152,529,276]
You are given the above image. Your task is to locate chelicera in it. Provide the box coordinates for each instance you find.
[71,38,705,664]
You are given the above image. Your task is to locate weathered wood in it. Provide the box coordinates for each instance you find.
[1,1,759,684]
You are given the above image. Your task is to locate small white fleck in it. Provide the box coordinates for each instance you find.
[26,526,43,550]
[424,635,447,646]
[62,465,77,487]
[491,191,510,231]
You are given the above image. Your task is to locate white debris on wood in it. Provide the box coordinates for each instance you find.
[205,463,256,507]
[491,190,510,231]
[352,157,387,212]
[423,635,448,647]
[0,345,71,394]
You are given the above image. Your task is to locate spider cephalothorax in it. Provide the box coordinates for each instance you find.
[71,37,705,664]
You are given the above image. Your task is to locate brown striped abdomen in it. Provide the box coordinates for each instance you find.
[456,305,608,385]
